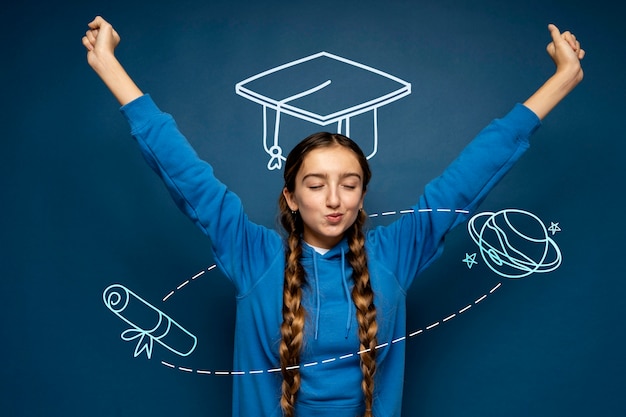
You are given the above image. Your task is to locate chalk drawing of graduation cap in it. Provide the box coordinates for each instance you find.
[235,51,411,170]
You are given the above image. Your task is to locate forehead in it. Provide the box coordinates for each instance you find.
[298,145,363,177]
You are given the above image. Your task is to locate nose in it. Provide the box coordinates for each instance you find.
[326,186,340,208]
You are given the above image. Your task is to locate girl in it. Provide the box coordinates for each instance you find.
[83,16,584,417]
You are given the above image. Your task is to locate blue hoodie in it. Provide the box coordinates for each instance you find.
[120,94,540,416]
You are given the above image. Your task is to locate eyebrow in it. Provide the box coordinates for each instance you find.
[301,172,363,182]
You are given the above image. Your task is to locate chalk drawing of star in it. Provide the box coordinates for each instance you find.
[462,253,478,269]
[548,222,561,235]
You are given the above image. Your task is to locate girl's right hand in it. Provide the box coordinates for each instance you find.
[82,16,121,69]
[81,16,143,106]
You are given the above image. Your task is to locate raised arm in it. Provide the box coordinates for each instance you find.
[82,16,143,106]
[523,24,585,120]
[82,16,283,294]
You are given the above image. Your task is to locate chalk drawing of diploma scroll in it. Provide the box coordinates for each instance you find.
[467,209,562,279]
[236,51,411,170]
[103,284,198,359]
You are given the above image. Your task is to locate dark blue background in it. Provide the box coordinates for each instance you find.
[3,0,624,415]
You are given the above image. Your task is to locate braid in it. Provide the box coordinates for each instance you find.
[347,210,378,417]
[279,200,306,417]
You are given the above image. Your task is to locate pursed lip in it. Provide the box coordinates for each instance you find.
[325,212,344,223]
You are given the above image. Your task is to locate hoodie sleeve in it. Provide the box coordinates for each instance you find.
[119,94,282,294]
[368,103,541,290]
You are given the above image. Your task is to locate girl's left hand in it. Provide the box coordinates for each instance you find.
[546,24,585,82]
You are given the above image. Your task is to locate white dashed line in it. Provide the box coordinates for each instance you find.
[157,207,503,376]
[475,294,487,304]
[459,304,472,314]
[443,314,456,322]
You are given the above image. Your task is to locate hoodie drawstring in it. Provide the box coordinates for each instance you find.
[311,246,353,340]
[341,249,353,339]
[312,250,321,340]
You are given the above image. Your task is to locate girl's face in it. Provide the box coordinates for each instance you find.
[283,145,366,249]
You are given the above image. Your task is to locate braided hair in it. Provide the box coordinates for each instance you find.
[278,132,377,417]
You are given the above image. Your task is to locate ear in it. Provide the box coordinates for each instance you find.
[359,190,367,210]
[282,187,298,211]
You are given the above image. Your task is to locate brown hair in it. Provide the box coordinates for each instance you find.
[278,132,377,417]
